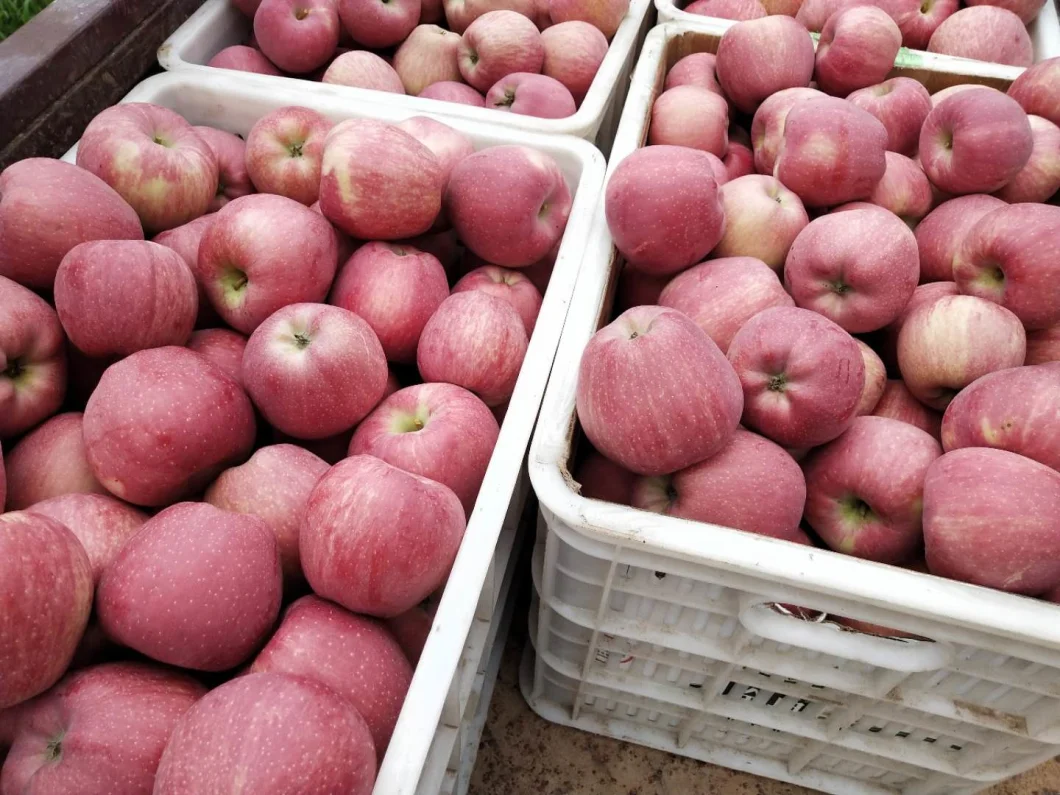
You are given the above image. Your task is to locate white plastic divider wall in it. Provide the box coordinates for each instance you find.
[523,22,1060,795]
[653,0,1060,67]
[157,0,655,153]
[62,70,607,795]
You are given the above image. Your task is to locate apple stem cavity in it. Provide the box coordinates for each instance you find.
[3,357,24,381]
[494,89,516,108]
[220,267,249,301]
[294,6,310,19]
[841,496,875,522]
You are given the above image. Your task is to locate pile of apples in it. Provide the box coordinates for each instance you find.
[577,22,1060,615]
[0,97,573,792]
[207,0,630,119]
[682,0,1044,68]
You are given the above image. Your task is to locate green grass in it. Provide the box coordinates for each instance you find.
[0,0,54,42]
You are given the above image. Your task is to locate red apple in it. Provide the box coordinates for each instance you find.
[0,662,205,795]
[0,158,142,290]
[784,207,918,333]
[724,140,755,180]
[0,276,66,440]
[927,6,1033,66]
[954,203,1060,330]
[0,512,92,709]
[879,280,959,370]
[632,428,807,541]
[393,25,462,95]
[665,53,722,95]
[446,145,572,268]
[75,103,217,233]
[866,152,933,225]
[419,81,486,105]
[648,86,729,156]
[254,0,340,74]
[152,214,220,329]
[659,256,794,354]
[855,339,886,415]
[898,295,1027,409]
[84,346,255,506]
[457,11,543,93]
[27,494,146,585]
[242,303,388,439]
[330,242,449,364]
[244,106,332,206]
[750,86,823,175]
[577,306,743,475]
[322,51,406,92]
[896,0,957,47]
[197,194,338,334]
[1008,57,1060,127]
[924,448,1060,594]
[1028,324,1060,365]
[321,120,443,241]
[727,307,865,447]
[417,291,528,406]
[386,604,435,665]
[605,146,724,276]
[847,78,933,157]
[301,455,465,617]
[207,45,283,75]
[98,502,281,671]
[4,413,103,510]
[795,0,869,31]
[349,383,499,514]
[814,6,901,97]
[249,596,412,759]
[575,449,636,505]
[914,194,1006,283]
[712,175,808,270]
[192,126,252,212]
[205,444,329,585]
[548,0,629,38]
[715,16,815,114]
[685,0,766,19]
[941,363,1060,472]
[154,673,375,795]
[486,72,578,119]
[453,265,542,334]
[338,0,420,48]
[804,416,941,563]
[873,379,942,438]
[774,97,888,208]
[540,21,607,103]
[919,88,1033,195]
[54,240,197,358]
[995,115,1060,203]
[186,328,246,385]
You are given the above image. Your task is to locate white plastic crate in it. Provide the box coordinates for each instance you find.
[61,70,606,795]
[522,22,1060,795]
[654,0,1060,67]
[156,0,655,153]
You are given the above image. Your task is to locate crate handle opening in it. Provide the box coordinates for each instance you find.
[738,598,956,673]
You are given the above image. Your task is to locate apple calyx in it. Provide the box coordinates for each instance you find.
[828,280,852,296]
[840,495,875,524]
[287,140,306,159]
[44,732,65,763]
[3,357,25,382]
[768,373,788,393]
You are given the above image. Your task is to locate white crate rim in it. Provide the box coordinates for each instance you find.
[62,69,606,795]
[157,0,655,143]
